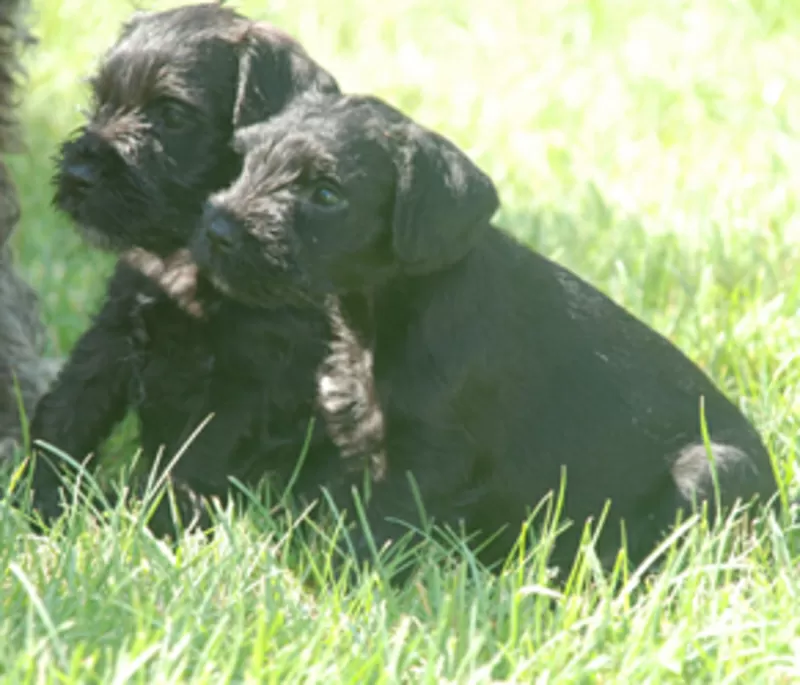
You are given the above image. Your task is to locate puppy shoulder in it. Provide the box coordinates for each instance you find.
[417,228,536,334]
[391,230,517,385]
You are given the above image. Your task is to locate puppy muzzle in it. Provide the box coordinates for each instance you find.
[54,130,123,211]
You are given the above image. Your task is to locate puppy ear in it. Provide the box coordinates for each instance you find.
[391,123,499,273]
[232,23,340,129]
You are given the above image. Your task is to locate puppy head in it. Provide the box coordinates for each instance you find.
[53,3,339,255]
[190,93,499,307]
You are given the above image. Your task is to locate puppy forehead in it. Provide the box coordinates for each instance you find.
[238,131,339,186]
[242,100,398,174]
[93,6,242,108]
[245,128,389,188]
[94,50,180,107]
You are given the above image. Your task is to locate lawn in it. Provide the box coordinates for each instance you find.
[2,0,800,681]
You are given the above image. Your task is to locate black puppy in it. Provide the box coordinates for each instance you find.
[25,3,340,528]
[191,92,778,572]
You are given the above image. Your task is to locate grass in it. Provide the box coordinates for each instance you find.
[2,0,800,680]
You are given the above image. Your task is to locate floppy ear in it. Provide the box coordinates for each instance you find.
[232,23,340,129]
[391,123,499,273]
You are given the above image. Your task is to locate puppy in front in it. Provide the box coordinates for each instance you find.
[191,92,778,573]
[24,3,340,529]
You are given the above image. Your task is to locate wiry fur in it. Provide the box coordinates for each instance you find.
[0,0,58,461]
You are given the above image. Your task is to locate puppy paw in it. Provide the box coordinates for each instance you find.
[141,480,216,541]
[159,248,204,317]
[29,487,66,533]
[123,247,205,318]
[338,524,417,587]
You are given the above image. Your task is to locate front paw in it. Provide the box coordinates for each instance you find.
[141,479,216,541]
[338,522,418,586]
[29,485,66,533]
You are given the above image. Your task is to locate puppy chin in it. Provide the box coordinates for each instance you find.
[189,236,242,300]
[53,189,123,253]
[203,267,267,308]
[201,262,311,310]
[195,258,262,306]
[191,232,320,309]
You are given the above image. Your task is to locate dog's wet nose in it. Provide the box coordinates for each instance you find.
[62,162,97,189]
[205,211,238,252]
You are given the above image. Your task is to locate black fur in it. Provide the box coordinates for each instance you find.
[190,91,779,573]
[25,3,341,527]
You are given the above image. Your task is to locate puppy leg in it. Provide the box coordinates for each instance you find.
[318,423,478,583]
[171,381,260,489]
[140,385,261,539]
[133,478,216,542]
[26,298,136,527]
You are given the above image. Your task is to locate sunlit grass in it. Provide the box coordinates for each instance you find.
[1,0,799,680]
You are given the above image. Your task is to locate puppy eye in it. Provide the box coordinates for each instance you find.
[153,98,192,132]
[309,182,346,209]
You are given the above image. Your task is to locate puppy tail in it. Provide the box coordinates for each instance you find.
[671,440,779,516]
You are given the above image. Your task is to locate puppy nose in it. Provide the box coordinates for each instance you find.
[205,212,238,252]
[63,162,97,188]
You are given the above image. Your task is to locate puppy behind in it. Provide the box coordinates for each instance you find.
[192,92,778,573]
[55,2,339,255]
[25,3,340,525]
[0,0,58,461]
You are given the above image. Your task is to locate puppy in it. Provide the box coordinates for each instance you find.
[25,3,340,527]
[0,0,59,462]
[190,92,778,572]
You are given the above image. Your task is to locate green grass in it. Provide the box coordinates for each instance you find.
[2,0,800,680]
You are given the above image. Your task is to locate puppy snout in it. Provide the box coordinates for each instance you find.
[203,209,240,252]
[58,132,107,191]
